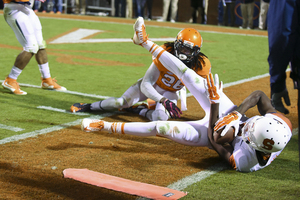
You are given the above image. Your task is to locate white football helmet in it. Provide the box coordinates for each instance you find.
[242,116,291,153]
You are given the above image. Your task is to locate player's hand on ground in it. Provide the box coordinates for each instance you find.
[271,89,291,114]
[160,97,182,119]
[214,111,242,136]
[205,73,222,104]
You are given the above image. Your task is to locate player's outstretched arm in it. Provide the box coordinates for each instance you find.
[205,74,233,163]
[236,90,276,115]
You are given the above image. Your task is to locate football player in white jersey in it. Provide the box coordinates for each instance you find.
[208,88,292,172]
[80,17,292,172]
[2,0,66,95]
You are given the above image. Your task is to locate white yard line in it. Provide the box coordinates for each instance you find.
[167,162,229,191]
[0,113,116,145]
[37,106,90,116]
[0,124,24,132]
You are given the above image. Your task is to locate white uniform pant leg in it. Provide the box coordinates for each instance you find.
[121,78,148,107]
[121,121,209,146]
[170,0,178,21]
[151,90,178,121]
[100,78,148,110]
[156,121,209,146]
[162,0,171,21]
[259,0,269,29]
[4,4,44,53]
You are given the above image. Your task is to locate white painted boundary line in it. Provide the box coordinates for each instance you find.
[167,162,230,191]
[0,113,116,145]
[0,80,111,99]
[37,106,90,116]
[0,124,24,132]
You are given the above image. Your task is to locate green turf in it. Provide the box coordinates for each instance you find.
[0,15,298,199]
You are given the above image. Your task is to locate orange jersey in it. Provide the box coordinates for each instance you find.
[3,0,30,3]
[153,45,211,92]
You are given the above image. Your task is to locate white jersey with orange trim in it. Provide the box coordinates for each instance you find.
[229,113,292,172]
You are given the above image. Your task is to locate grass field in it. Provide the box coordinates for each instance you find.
[0,13,299,199]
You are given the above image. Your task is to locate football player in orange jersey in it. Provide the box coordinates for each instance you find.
[71,27,214,121]
[2,0,66,95]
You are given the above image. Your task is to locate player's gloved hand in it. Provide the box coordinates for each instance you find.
[204,73,222,104]
[160,97,182,119]
[271,89,291,114]
[214,111,242,136]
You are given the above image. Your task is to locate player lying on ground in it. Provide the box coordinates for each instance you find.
[71,26,215,121]
[80,17,292,172]
[81,73,292,172]
[208,81,292,172]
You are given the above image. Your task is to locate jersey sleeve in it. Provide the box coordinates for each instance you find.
[141,62,164,102]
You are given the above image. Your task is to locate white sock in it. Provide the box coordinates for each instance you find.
[143,41,185,78]
[103,122,124,134]
[142,40,166,59]
[8,66,22,80]
[38,63,51,79]
[91,101,104,111]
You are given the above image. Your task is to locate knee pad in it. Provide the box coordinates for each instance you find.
[151,109,169,121]
[38,40,47,49]
[24,42,39,54]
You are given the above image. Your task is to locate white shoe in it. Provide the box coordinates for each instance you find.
[81,118,104,132]
[133,17,148,45]
[170,19,175,23]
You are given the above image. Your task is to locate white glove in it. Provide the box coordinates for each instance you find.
[214,111,242,136]
[204,73,223,104]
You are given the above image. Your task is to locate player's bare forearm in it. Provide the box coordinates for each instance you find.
[208,103,232,162]
[236,90,276,115]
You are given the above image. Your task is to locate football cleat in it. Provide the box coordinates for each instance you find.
[123,103,148,114]
[41,77,67,91]
[133,17,148,45]
[70,103,91,113]
[2,77,27,95]
[81,118,104,132]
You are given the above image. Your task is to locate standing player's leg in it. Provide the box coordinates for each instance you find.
[28,7,66,91]
[2,4,37,95]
